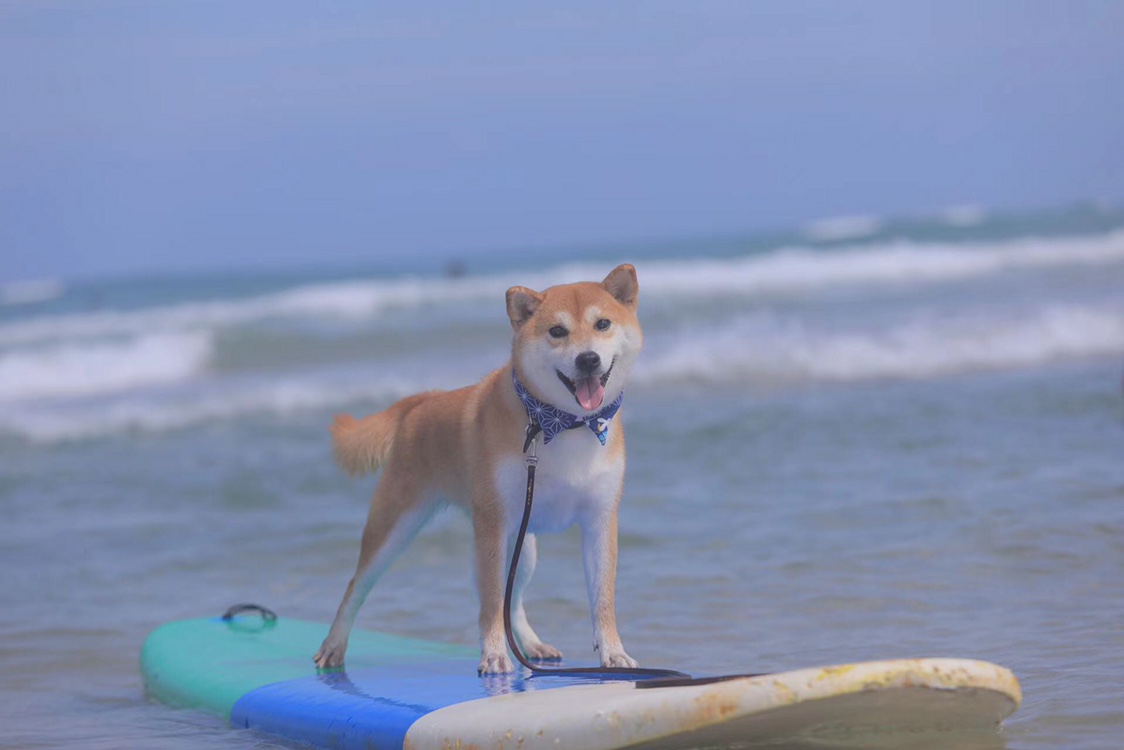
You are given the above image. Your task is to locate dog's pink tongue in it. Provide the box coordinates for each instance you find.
[576,376,605,411]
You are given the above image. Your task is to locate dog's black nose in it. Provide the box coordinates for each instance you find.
[575,351,601,374]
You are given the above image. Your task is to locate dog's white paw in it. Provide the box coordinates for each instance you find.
[313,638,347,669]
[477,650,514,674]
[600,649,639,669]
[522,641,563,662]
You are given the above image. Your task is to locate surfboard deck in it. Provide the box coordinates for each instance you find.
[140,613,1021,749]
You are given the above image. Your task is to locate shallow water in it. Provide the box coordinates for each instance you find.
[2,210,1123,748]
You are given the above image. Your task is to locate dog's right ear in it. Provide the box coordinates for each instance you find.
[506,286,543,330]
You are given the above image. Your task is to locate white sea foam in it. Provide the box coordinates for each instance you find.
[640,305,1124,385]
[636,230,1124,299]
[0,274,518,347]
[0,332,212,402]
[0,370,451,443]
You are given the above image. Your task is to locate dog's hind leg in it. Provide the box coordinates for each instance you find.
[507,533,562,662]
[314,475,436,669]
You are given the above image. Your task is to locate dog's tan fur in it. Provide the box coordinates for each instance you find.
[314,265,643,673]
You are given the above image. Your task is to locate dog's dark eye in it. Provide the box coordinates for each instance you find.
[548,325,569,339]
[595,318,611,331]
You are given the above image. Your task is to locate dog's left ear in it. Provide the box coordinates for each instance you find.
[602,264,638,309]
[506,286,543,330]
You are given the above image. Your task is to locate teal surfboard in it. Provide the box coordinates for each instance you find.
[140,611,1021,749]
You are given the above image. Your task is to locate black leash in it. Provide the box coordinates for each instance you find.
[502,421,690,682]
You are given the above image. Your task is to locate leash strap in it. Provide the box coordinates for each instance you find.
[501,422,690,682]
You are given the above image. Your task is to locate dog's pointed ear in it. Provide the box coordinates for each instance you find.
[602,264,638,309]
[506,286,543,329]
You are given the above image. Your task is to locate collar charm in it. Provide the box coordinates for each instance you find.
[512,369,623,446]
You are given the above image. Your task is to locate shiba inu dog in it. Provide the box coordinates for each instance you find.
[313,264,644,674]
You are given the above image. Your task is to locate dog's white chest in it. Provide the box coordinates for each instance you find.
[494,430,623,535]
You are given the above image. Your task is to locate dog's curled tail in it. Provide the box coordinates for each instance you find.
[331,394,428,476]
[328,407,404,479]
[331,413,392,476]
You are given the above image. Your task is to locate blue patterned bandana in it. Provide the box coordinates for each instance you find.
[512,368,623,446]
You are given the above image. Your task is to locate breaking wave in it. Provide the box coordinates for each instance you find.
[3,303,1120,443]
[2,230,1123,347]
[640,305,1124,385]
[3,227,1122,443]
[0,332,212,402]
[636,229,1124,298]
[0,378,418,443]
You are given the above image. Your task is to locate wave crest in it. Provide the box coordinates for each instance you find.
[0,332,212,402]
[641,305,1124,385]
[2,230,1123,347]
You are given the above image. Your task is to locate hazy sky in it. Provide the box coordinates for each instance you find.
[2,1,1122,281]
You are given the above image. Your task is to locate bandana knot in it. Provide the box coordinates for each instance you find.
[512,369,623,445]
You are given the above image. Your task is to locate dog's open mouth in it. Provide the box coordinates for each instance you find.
[556,360,614,411]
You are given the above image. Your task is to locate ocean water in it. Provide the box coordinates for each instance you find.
[2,204,1123,749]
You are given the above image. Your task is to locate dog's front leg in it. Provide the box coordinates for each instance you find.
[473,498,514,674]
[581,510,639,668]
[506,533,562,662]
